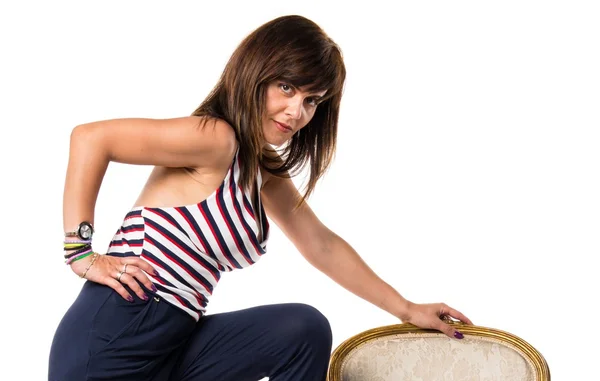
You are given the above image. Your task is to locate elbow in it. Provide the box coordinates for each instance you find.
[70,124,90,146]
[71,123,96,141]
[70,124,108,160]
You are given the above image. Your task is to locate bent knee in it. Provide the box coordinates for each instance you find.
[276,303,332,347]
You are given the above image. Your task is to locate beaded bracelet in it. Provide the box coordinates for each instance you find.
[64,245,92,259]
[64,250,91,261]
[64,240,92,245]
[80,252,99,279]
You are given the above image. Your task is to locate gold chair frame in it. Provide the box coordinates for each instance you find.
[328,320,550,380]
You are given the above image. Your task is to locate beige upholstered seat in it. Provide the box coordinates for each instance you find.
[328,320,550,380]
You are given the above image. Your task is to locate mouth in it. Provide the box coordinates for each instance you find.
[273,120,293,133]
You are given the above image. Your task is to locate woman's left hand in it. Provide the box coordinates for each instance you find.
[400,302,473,339]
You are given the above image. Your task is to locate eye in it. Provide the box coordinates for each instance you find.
[306,97,318,107]
[279,83,293,93]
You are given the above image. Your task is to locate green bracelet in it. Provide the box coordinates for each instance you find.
[68,250,94,264]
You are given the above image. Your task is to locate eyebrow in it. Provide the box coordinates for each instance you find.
[289,82,327,101]
[310,90,328,100]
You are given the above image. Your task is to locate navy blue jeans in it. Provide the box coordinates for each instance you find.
[49,281,332,380]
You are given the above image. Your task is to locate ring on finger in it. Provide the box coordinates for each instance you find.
[122,264,128,274]
[117,271,125,282]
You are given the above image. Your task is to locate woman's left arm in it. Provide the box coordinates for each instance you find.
[261,173,473,339]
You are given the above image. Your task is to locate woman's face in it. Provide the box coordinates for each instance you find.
[262,81,327,147]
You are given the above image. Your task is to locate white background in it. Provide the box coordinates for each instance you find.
[1,1,598,380]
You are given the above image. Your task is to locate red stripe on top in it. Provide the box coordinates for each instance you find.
[229,176,263,255]
[175,208,225,272]
[197,201,239,269]
[216,187,253,266]
[145,209,220,282]
[145,235,214,295]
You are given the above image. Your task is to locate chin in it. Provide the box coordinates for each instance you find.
[262,131,289,148]
[264,138,287,148]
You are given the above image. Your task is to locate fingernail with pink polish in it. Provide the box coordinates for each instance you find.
[454,331,464,339]
[151,285,158,292]
[127,296,134,303]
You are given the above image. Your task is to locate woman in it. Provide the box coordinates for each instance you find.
[49,15,472,381]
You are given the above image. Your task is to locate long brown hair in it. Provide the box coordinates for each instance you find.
[192,15,346,208]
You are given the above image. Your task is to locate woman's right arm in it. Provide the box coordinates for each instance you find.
[64,116,236,301]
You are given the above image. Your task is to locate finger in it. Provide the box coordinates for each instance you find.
[122,257,158,277]
[434,319,464,340]
[103,276,134,302]
[117,272,148,301]
[125,265,157,293]
[446,306,474,325]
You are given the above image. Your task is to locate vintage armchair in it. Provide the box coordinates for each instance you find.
[328,319,550,380]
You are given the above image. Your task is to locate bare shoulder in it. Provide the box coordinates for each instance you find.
[188,116,238,166]
[74,115,237,168]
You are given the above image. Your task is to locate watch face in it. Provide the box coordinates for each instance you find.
[79,223,93,240]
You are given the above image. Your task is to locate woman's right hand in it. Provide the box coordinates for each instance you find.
[70,253,158,302]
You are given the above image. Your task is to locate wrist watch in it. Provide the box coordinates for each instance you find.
[65,221,94,240]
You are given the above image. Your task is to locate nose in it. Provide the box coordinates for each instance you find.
[285,96,303,120]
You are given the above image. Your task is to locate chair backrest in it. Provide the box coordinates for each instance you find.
[328,321,550,381]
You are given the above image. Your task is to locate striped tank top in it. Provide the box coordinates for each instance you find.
[106,146,270,320]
